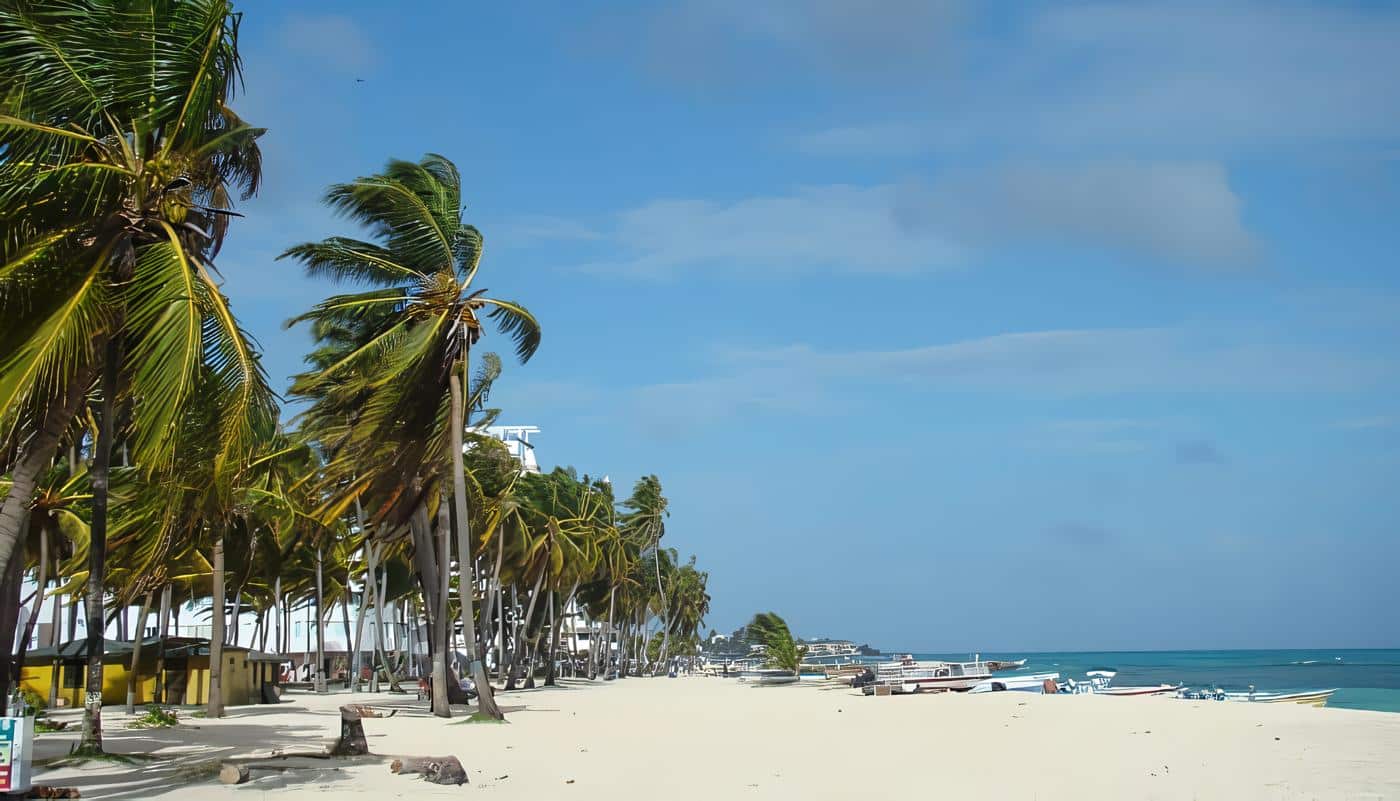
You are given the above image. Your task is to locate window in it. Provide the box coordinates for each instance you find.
[62,661,83,688]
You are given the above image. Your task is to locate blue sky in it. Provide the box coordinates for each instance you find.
[220,0,1400,651]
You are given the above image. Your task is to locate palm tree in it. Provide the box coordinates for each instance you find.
[0,1,272,754]
[283,154,539,720]
[748,612,805,675]
[621,476,669,673]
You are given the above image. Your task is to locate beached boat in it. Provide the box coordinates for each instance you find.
[1063,670,1178,696]
[985,659,1027,672]
[862,656,993,694]
[969,672,1059,694]
[738,668,800,685]
[1181,686,1332,702]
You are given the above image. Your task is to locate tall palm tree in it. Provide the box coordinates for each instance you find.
[621,476,669,673]
[0,1,272,754]
[283,154,540,720]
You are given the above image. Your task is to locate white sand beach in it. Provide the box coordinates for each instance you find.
[25,678,1400,800]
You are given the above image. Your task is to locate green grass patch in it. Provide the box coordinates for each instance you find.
[452,711,509,725]
[127,705,180,729]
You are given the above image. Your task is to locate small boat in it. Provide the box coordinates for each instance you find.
[969,672,1059,694]
[1224,687,1335,707]
[985,659,1027,672]
[1063,670,1177,696]
[863,656,993,693]
[739,668,799,685]
[1096,684,1179,696]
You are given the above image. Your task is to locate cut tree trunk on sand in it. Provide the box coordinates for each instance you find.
[390,755,468,785]
[217,754,378,785]
[330,704,397,757]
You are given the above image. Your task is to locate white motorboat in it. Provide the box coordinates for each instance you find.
[1214,687,1335,707]
[969,672,1060,694]
[1063,670,1178,696]
[863,655,993,694]
[739,668,799,685]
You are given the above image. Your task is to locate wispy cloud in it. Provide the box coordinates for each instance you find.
[895,162,1256,268]
[573,161,1253,278]
[578,185,959,278]
[566,326,1397,433]
[629,0,964,88]
[792,3,1400,158]
[719,327,1388,396]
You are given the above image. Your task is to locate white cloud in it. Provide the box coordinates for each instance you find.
[896,161,1257,267]
[577,161,1253,278]
[580,185,961,278]
[793,2,1400,157]
[636,0,963,86]
[574,159,1254,278]
[724,328,1389,395]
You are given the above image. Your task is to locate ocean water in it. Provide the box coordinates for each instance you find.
[896,649,1400,713]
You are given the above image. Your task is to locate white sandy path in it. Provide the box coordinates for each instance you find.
[26,677,1400,800]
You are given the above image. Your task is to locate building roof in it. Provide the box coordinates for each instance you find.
[25,636,284,664]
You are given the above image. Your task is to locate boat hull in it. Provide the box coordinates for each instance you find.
[1225,689,1335,706]
[970,673,1059,694]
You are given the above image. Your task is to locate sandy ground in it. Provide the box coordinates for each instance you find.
[23,677,1400,800]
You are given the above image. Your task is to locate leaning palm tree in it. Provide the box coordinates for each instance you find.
[0,1,272,753]
[621,476,669,673]
[283,154,539,719]
[749,612,805,675]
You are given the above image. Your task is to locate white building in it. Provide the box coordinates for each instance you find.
[481,425,541,473]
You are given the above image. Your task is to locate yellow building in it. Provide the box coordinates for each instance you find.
[21,637,284,708]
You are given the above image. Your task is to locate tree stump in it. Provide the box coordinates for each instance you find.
[390,755,469,785]
[330,704,382,756]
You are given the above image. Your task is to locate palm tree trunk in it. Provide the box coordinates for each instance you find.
[0,555,24,715]
[314,546,326,693]
[545,589,562,686]
[47,590,62,708]
[448,368,503,719]
[507,570,545,689]
[409,502,449,716]
[153,584,171,703]
[272,576,282,656]
[0,364,93,582]
[77,338,120,756]
[368,543,393,691]
[654,547,669,676]
[478,536,503,679]
[208,535,226,718]
[125,591,153,713]
[14,528,50,696]
[230,588,242,647]
[495,581,508,682]
[433,501,451,715]
[349,581,368,692]
[341,586,354,689]
[601,586,615,678]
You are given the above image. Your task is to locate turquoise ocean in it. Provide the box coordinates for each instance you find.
[892,649,1400,713]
